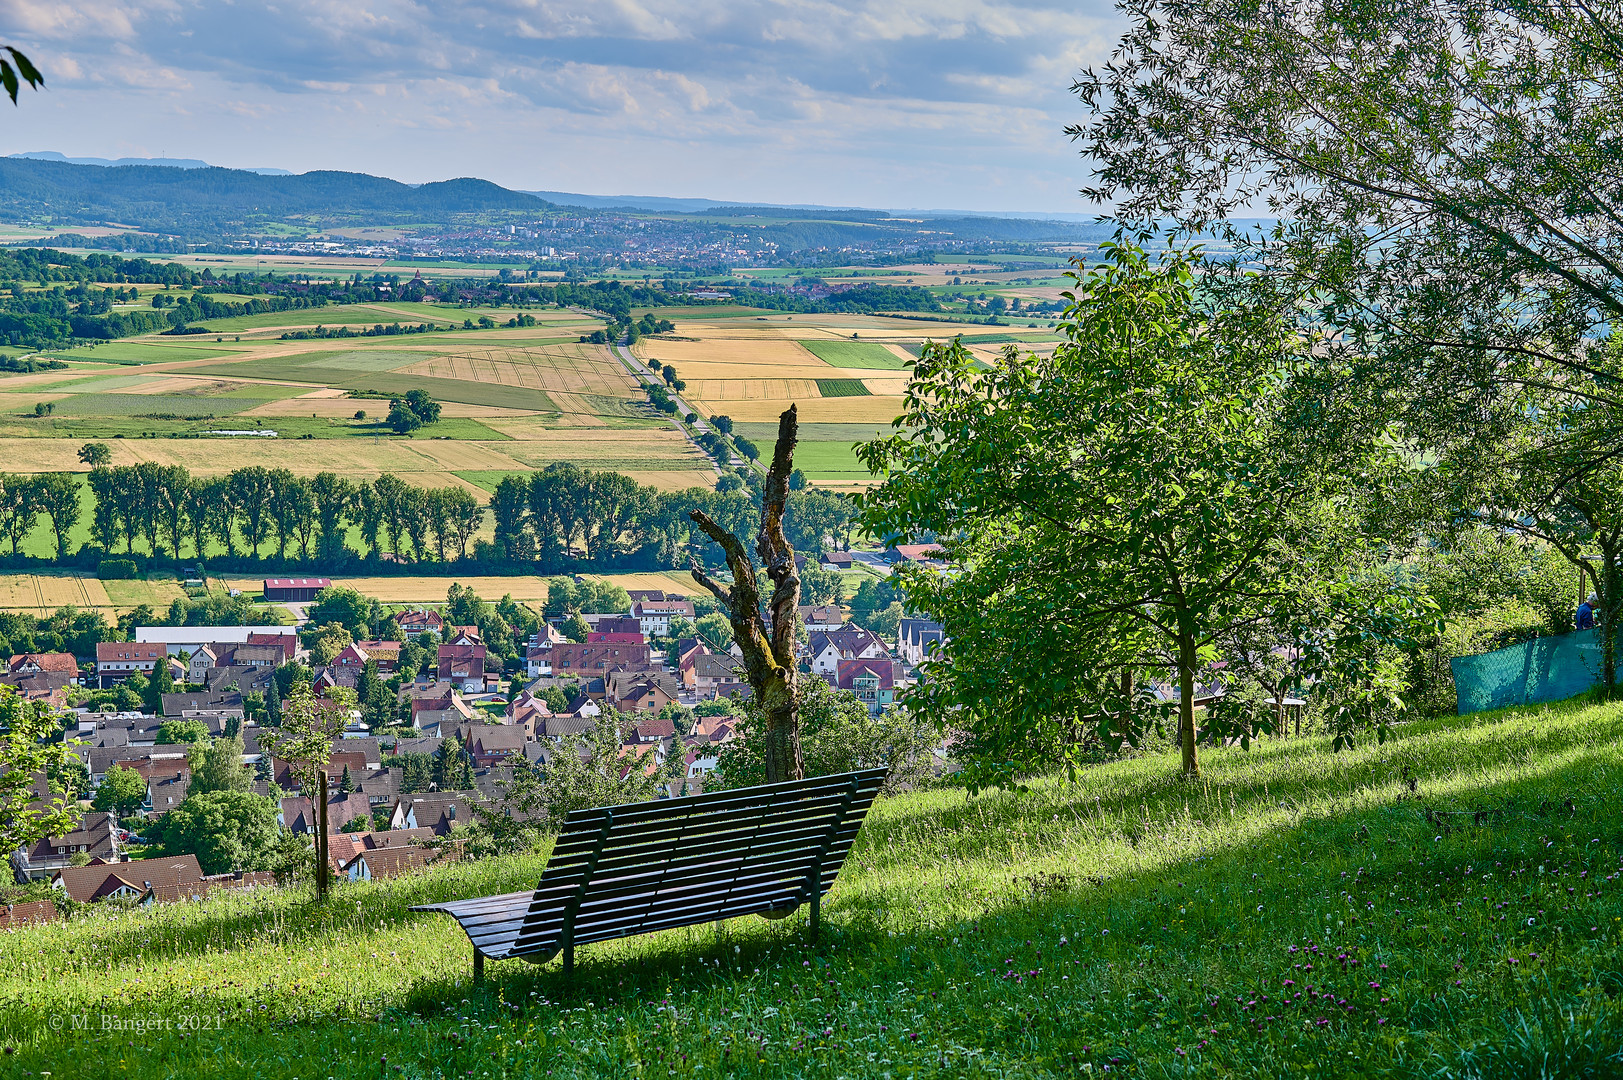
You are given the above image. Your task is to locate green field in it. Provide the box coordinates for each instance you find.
[815,379,872,397]
[3,698,1622,1077]
[182,359,558,412]
[39,342,252,365]
[452,469,533,492]
[735,422,892,484]
[800,339,913,369]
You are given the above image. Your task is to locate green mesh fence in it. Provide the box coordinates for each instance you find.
[1451,626,1620,714]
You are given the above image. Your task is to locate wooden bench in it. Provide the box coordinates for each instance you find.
[412,768,888,980]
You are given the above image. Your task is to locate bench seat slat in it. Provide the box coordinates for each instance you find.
[543,792,877,861]
[413,768,887,967]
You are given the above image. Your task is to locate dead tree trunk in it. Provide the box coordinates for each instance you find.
[690,405,805,782]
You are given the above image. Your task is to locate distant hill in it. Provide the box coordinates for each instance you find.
[0,157,552,235]
[9,151,292,175]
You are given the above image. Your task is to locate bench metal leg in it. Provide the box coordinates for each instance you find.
[473,950,484,984]
[563,942,574,979]
[810,891,820,942]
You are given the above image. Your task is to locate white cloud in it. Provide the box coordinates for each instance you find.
[0,0,1122,211]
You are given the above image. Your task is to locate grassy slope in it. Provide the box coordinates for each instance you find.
[3,701,1623,1078]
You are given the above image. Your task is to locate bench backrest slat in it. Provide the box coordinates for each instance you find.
[513,767,886,956]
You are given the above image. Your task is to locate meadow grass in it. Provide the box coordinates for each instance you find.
[799,340,913,370]
[2,698,1621,1077]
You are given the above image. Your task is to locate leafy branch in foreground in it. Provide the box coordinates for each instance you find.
[1,47,43,105]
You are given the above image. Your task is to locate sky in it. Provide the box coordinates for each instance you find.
[0,0,1123,213]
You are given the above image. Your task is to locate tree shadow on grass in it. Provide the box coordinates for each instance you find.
[390,747,1623,1045]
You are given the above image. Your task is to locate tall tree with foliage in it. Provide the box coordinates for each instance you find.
[690,406,805,783]
[1075,1,1623,632]
[0,686,83,862]
[263,683,354,900]
[91,763,147,819]
[189,734,252,795]
[859,245,1396,783]
[35,473,81,560]
[0,473,39,556]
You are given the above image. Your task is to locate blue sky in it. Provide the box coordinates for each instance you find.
[0,0,1122,212]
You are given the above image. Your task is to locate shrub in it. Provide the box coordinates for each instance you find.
[97,559,137,580]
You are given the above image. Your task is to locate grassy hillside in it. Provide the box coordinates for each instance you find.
[3,699,1621,1077]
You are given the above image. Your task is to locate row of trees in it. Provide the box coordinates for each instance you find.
[0,463,852,575]
[72,464,483,564]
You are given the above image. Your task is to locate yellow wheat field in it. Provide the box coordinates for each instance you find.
[231,571,703,605]
[683,378,824,401]
[0,438,524,476]
[242,395,535,418]
[696,396,907,424]
[0,573,113,611]
[635,338,816,367]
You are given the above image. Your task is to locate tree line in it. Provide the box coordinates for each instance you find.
[0,457,854,573]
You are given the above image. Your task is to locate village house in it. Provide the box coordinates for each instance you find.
[52,854,206,905]
[459,724,527,766]
[0,668,73,707]
[607,669,681,713]
[0,900,58,928]
[15,812,121,880]
[436,644,487,694]
[898,618,947,666]
[631,598,695,637]
[504,690,554,738]
[95,642,175,687]
[396,609,444,639]
[683,651,749,698]
[835,657,898,715]
[819,550,856,571]
[798,604,847,632]
[551,639,653,676]
[524,623,569,676]
[185,646,218,683]
[626,715,676,745]
[389,792,483,834]
[882,543,947,567]
[588,616,646,644]
[8,652,79,683]
[806,627,890,676]
[341,843,454,882]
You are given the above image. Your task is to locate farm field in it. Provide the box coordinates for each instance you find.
[0,306,981,512]
[0,571,188,614]
[225,570,705,605]
[3,697,1620,1078]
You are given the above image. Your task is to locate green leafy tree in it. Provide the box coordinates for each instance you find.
[91,763,148,819]
[148,790,283,875]
[717,678,935,792]
[262,683,354,900]
[78,442,111,466]
[858,244,1401,783]
[432,734,475,791]
[693,611,733,653]
[156,717,208,746]
[144,657,175,714]
[531,713,679,822]
[307,587,382,640]
[188,734,251,796]
[0,685,84,855]
[0,473,40,556]
[35,473,82,560]
[306,622,354,666]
